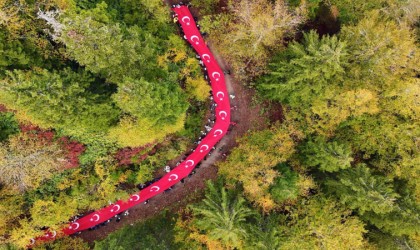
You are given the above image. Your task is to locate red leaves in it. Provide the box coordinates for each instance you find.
[114,145,152,166]
[19,123,85,169]
[58,137,85,169]
[0,104,8,112]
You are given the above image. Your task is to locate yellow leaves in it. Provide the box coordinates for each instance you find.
[255,195,276,212]
[9,218,38,249]
[219,122,300,212]
[342,10,419,82]
[296,174,316,197]
[52,0,76,10]
[338,89,380,116]
[174,49,187,63]
[94,157,115,180]
[302,88,380,136]
[0,134,66,192]
[0,1,25,37]
[185,76,211,102]
[30,198,77,230]
[158,48,187,68]
[382,79,420,120]
[109,115,185,147]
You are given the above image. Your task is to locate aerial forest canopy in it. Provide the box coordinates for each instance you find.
[0,0,419,249]
[0,0,195,149]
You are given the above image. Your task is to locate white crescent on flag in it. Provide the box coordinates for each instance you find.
[70,222,80,230]
[182,16,191,25]
[168,174,179,181]
[130,194,140,202]
[111,204,121,213]
[191,35,199,45]
[213,129,223,137]
[51,231,57,238]
[30,239,35,245]
[150,186,160,192]
[219,111,227,120]
[202,54,211,62]
[185,160,195,168]
[216,91,224,100]
[200,144,209,152]
[212,72,221,81]
[90,214,100,222]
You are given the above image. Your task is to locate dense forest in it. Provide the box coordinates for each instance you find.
[0,0,419,249]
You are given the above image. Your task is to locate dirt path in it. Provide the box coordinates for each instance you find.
[78,2,268,244]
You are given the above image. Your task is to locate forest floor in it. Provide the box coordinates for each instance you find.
[78,1,277,244]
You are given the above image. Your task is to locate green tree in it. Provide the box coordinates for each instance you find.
[279,196,367,249]
[301,136,353,172]
[362,188,420,237]
[112,77,188,126]
[246,214,282,250]
[0,31,30,74]
[218,122,302,211]
[259,30,349,107]
[56,2,175,83]
[326,164,399,214]
[0,112,19,141]
[340,11,418,89]
[190,181,254,249]
[0,68,120,140]
[269,164,300,204]
[94,211,180,250]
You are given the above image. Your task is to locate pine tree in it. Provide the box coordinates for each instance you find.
[301,136,353,172]
[326,164,399,214]
[259,30,349,107]
[0,68,120,140]
[279,196,367,249]
[0,112,19,141]
[191,181,254,249]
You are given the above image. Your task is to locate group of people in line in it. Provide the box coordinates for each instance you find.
[58,2,240,237]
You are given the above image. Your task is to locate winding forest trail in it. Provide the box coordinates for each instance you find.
[30,3,269,246]
[78,42,268,245]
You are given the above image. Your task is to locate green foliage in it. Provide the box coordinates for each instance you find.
[269,164,300,204]
[326,164,399,214]
[190,181,255,249]
[0,31,31,74]
[246,214,282,250]
[113,77,188,126]
[60,5,155,82]
[0,112,19,141]
[0,68,120,138]
[218,122,302,211]
[191,0,220,15]
[362,188,420,237]
[278,196,367,249]
[259,30,349,107]
[367,230,420,249]
[301,136,353,172]
[94,211,180,250]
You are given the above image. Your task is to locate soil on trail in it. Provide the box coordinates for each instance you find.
[78,2,274,244]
